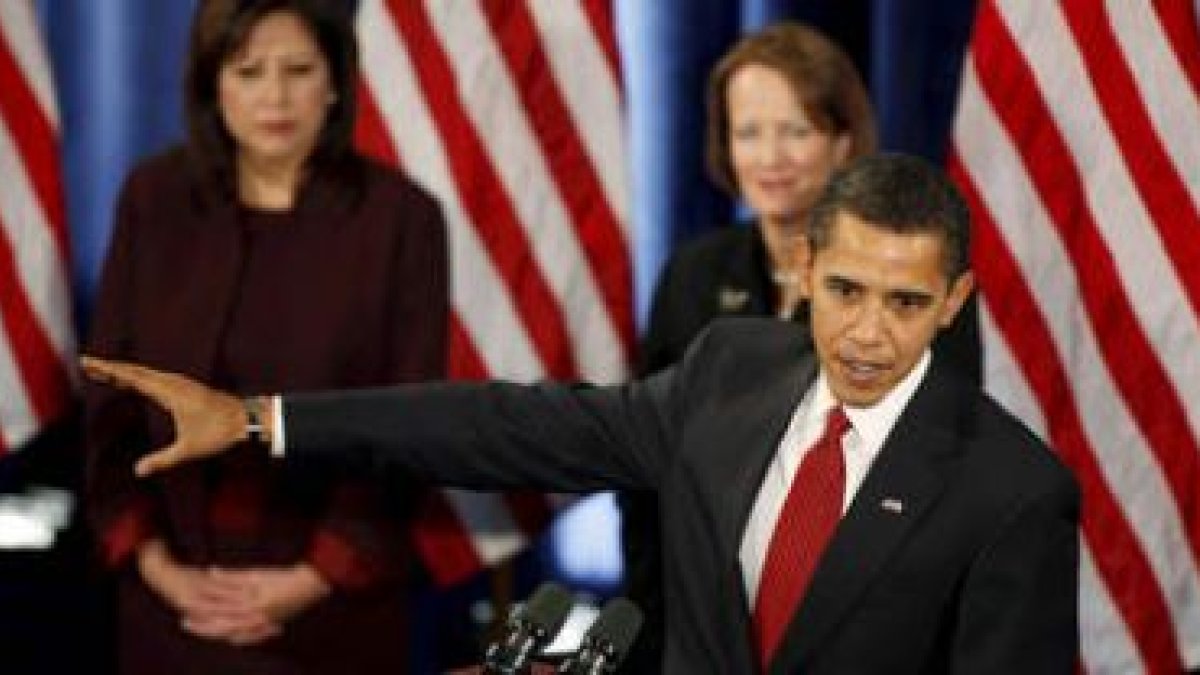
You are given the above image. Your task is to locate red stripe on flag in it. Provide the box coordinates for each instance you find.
[503,491,554,538]
[974,0,1200,562]
[479,0,634,359]
[0,214,71,424]
[951,153,1184,673]
[448,313,489,381]
[1060,0,1200,310]
[382,0,580,379]
[411,491,487,587]
[353,78,401,167]
[1151,0,1200,101]
[0,29,69,263]
[581,0,622,85]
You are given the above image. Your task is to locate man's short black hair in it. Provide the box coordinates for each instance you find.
[807,153,972,279]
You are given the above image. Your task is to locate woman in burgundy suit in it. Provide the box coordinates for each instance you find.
[84,1,447,672]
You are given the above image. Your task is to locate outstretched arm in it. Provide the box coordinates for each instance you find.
[81,354,681,492]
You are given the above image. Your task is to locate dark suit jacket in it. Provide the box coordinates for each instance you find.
[283,318,1080,674]
[628,224,986,669]
[85,147,448,673]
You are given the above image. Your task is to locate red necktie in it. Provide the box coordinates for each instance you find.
[753,406,850,667]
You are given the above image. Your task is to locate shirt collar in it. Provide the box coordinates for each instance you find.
[811,350,933,449]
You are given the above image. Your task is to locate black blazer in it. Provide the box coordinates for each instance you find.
[283,318,1079,674]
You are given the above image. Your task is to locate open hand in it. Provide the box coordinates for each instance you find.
[80,356,250,476]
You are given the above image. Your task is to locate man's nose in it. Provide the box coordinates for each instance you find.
[847,302,885,345]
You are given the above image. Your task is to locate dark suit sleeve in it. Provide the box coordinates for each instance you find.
[280,325,704,493]
[306,182,451,590]
[83,167,160,567]
[951,474,1080,673]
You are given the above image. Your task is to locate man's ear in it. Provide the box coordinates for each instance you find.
[939,270,975,328]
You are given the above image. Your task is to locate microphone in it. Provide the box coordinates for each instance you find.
[557,597,643,674]
[483,582,575,674]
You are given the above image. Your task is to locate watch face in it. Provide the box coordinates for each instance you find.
[243,396,266,443]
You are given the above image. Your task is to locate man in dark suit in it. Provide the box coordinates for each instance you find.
[83,154,1080,674]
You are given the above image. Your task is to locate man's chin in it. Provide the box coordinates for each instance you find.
[828,380,888,408]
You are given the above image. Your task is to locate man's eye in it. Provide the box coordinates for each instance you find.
[826,280,859,298]
[891,294,931,313]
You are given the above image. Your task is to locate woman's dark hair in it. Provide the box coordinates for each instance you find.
[705,22,876,196]
[183,0,358,194]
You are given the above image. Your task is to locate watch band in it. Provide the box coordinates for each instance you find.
[242,396,266,445]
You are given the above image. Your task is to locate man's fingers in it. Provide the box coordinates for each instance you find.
[81,356,179,405]
[134,444,187,477]
[81,356,152,386]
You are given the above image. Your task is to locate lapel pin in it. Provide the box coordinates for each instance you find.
[718,287,750,312]
[881,498,904,514]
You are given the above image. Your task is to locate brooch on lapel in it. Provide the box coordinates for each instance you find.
[718,286,750,313]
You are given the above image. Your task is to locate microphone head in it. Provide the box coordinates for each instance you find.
[485,583,575,673]
[516,582,575,640]
[580,597,643,665]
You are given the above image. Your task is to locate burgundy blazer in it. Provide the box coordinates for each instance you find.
[84,147,448,673]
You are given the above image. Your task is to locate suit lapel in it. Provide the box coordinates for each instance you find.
[700,349,818,671]
[768,367,965,674]
[715,353,819,563]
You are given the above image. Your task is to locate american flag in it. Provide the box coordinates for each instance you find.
[352,0,632,585]
[950,1,1200,672]
[0,1,75,457]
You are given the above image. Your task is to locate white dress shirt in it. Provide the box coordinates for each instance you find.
[740,351,933,604]
[268,395,286,457]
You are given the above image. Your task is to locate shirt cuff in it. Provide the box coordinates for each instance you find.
[269,394,286,457]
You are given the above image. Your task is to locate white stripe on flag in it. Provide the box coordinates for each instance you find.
[0,328,38,449]
[1079,541,1144,674]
